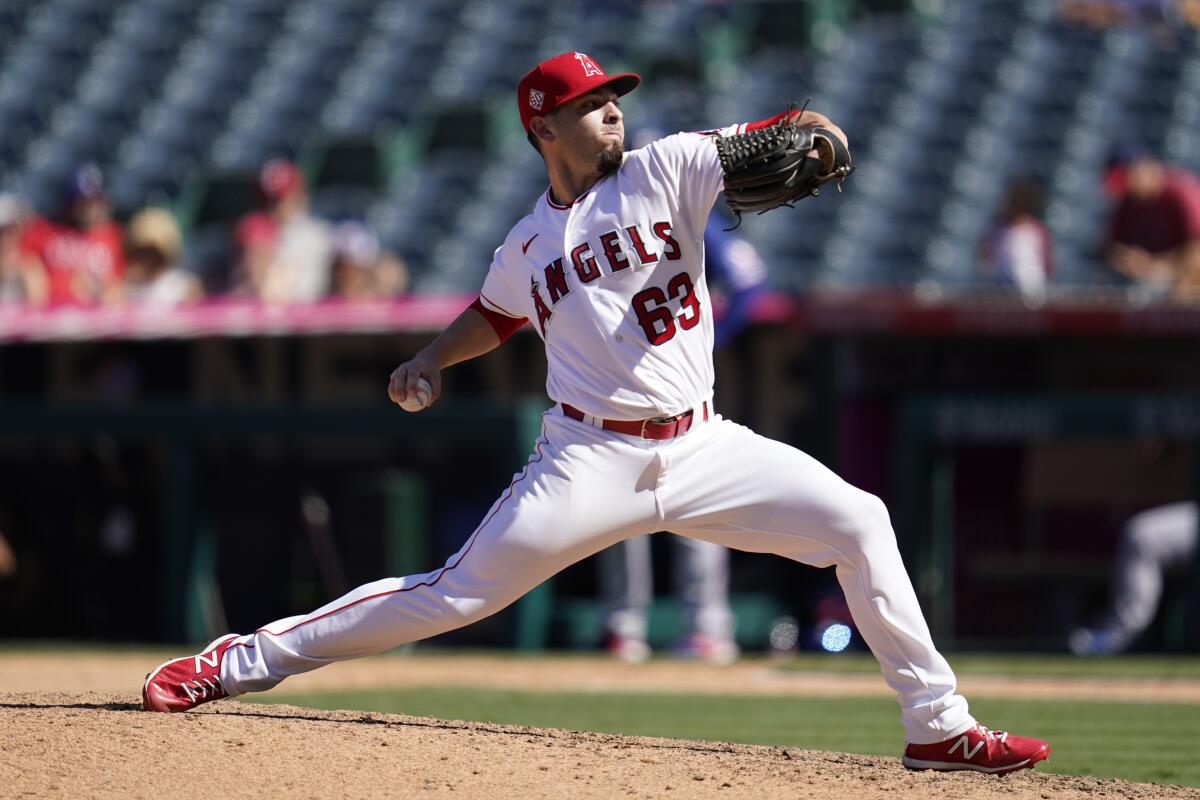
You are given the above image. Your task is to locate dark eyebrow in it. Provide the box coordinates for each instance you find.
[577,91,619,107]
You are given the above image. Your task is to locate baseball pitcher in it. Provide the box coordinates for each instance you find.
[143,51,1049,776]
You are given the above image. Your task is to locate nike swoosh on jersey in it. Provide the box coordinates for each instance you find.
[522,234,539,254]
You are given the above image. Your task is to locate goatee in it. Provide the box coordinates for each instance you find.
[597,147,623,176]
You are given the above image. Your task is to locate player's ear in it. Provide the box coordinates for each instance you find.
[530,117,555,144]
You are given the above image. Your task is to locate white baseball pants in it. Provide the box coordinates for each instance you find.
[219,409,974,744]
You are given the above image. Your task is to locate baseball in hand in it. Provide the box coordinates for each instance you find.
[398,377,433,412]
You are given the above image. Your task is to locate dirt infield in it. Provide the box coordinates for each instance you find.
[3,651,1200,798]
[3,692,1198,800]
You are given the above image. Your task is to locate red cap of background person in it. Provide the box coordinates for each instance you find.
[259,159,304,201]
[517,52,640,132]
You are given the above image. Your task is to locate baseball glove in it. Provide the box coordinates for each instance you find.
[714,109,853,227]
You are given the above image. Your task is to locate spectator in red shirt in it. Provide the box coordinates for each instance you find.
[1103,145,1200,301]
[19,165,125,308]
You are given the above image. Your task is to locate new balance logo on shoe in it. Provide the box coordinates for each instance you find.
[195,650,220,673]
[948,734,985,760]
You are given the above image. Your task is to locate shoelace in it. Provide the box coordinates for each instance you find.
[181,677,226,703]
[977,725,1010,745]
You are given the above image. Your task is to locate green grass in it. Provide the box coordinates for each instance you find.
[252,687,1200,788]
[776,652,1200,680]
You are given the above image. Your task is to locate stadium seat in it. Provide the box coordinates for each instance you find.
[0,0,1195,294]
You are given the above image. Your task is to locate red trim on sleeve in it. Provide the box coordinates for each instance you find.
[745,112,789,132]
[470,297,527,342]
[698,112,789,138]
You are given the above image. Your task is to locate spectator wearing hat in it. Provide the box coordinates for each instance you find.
[0,194,46,306]
[18,164,124,307]
[123,208,202,308]
[1103,144,1200,301]
[235,159,333,305]
[330,221,409,300]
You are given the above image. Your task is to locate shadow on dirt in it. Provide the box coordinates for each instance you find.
[0,699,140,712]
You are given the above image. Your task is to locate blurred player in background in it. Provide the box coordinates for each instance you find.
[706,212,770,348]
[598,172,767,663]
[19,164,124,308]
[1070,501,1199,655]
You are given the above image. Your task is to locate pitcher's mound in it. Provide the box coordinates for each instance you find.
[1,692,1193,800]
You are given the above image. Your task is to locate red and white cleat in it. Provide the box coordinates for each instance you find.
[142,633,239,713]
[673,632,740,666]
[903,724,1050,775]
[604,633,651,664]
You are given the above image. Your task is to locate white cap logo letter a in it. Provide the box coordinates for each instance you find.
[573,52,603,77]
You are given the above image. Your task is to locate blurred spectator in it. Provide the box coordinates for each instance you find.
[0,194,46,305]
[1102,144,1200,301]
[1177,0,1200,25]
[123,208,202,308]
[1069,501,1198,655]
[18,165,124,307]
[235,159,333,305]
[329,221,409,299]
[978,178,1053,305]
[1059,0,1172,27]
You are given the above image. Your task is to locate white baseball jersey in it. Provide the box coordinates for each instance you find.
[478,127,745,421]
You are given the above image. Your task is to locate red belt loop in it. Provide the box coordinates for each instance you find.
[561,402,709,440]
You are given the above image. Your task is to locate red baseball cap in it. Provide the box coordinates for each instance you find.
[259,158,305,201]
[517,52,640,132]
